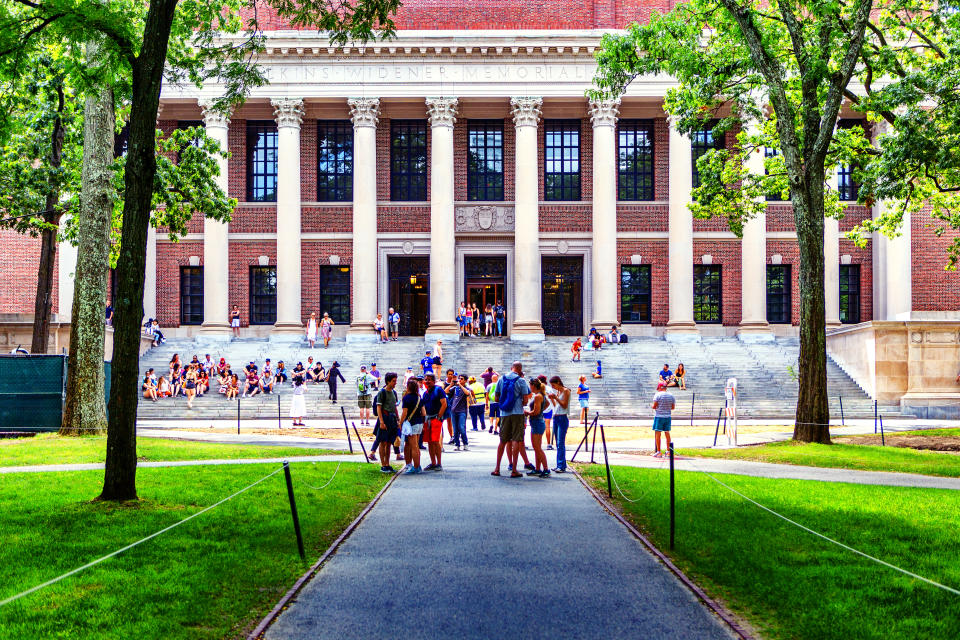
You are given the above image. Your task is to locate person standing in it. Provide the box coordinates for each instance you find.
[327,360,344,403]
[571,337,582,362]
[651,382,676,457]
[471,303,480,336]
[320,312,334,348]
[577,375,590,425]
[403,366,415,388]
[443,369,457,443]
[374,372,400,472]
[369,362,381,390]
[230,304,241,337]
[420,350,434,377]
[486,371,500,434]
[421,373,447,472]
[290,377,307,427]
[492,361,531,478]
[548,376,571,473]
[357,365,376,425]
[494,300,505,336]
[525,379,550,477]
[183,364,198,409]
[468,376,487,432]
[105,303,114,326]
[538,374,554,451]
[457,302,468,337]
[484,304,494,336]
[388,307,400,341]
[433,340,444,377]
[306,312,318,348]
[447,374,472,451]
[399,377,425,474]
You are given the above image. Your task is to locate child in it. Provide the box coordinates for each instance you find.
[571,337,582,362]
[290,378,307,427]
[577,375,590,424]
[592,360,603,379]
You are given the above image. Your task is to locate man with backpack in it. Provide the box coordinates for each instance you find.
[357,365,377,426]
[373,372,400,472]
[492,361,532,478]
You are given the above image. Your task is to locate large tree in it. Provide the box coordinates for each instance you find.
[591,0,959,442]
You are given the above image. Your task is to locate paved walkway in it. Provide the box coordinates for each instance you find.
[264,455,735,640]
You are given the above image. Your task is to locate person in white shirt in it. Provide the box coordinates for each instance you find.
[388,307,400,341]
[651,382,676,458]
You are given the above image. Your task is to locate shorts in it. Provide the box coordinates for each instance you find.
[543,409,553,420]
[529,416,546,436]
[499,414,526,443]
[376,415,399,444]
[653,417,672,432]
[389,322,399,333]
[579,398,589,409]
[231,318,240,328]
[488,402,500,418]
[358,395,372,409]
[423,418,443,443]
[402,420,424,437]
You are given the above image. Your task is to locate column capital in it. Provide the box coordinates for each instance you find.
[510,97,543,128]
[425,97,458,128]
[198,99,232,129]
[156,102,164,123]
[588,97,620,128]
[271,97,304,128]
[348,97,380,128]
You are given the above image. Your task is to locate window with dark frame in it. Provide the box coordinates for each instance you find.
[318,265,351,324]
[693,265,722,323]
[617,120,655,201]
[839,264,861,324]
[620,265,652,323]
[467,120,504,201]
[764,147,790,202]
[690,122,725,189]
[837,119,865,202]
[317,121,353,202]
[246,121,278,202]
[249,266,277,325]
[766,265,792,324]
[179,266,204,326]
[544,119,581,201]
[176,120,205,163]
[390,120,427,201]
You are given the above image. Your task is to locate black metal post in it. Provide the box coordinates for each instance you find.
[874,399,878,434]
[669,443,675,550]
[590,413,598,464]
[839,395,845,426]
[880,415,885,446]
[237,394,241,435]
[600,421,612,499]
[690,393,695,427]
[278,392,281,430]
[341,406,354,453]
[570,423,590,462]
[713,407,723,447]
[282,462,306,560]
[352,421,373,464]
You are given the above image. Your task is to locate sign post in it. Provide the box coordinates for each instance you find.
[724,377,738,447]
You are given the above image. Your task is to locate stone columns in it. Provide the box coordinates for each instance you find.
[271,97,305,336]
[346,98,381,341]
[738,126,773,341]
[198,100,232,338]
[665,119,699,339]
[871,121,912,320]
[510,97,545,340]
[144,226,157,323]
[824,216,841,327]
[589,97,620,330]
[57,215,77,321]
[425,97,461,340]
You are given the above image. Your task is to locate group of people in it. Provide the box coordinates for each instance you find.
[457,300,506,337]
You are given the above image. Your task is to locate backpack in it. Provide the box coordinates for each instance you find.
[497,376,519,412]
[357,375,368,394]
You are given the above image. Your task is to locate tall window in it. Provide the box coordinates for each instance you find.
[317,121,353,202]
[837,119,864,202]
[390,120,427,201]
[620,265,652,323]
[249,266,277,325]
[764,147,790,201]
[691,122,725,189]
[246,121,278,202]
[544,120,581,201]
[318,265,351,324]
[839,264,861,324]
[694,265,722,323]
[176,120,204,163]
[179,266,204,325]
[617,120,655,201]
[766,265,792,324]
[467,120,504,201]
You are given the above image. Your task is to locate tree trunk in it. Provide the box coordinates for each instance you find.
[793,174,831,443]
[100,0,179,501]
[31,82,66,355]
[61,44,114,437]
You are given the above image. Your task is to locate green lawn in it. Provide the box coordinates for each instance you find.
[0,434,344,467]
[677,439,960,477]
[842,427,960,439]
[580,465,960,640]
[0,462,387,639]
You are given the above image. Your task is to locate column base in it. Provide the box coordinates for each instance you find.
[590,319,619,332]
[346,322,380,343]
[664,320,701,342]
[270,322,304,342]
[510,321,545,342]
[425,321,461,343]
[826,320,843,332]
[195,322,233,344]
[737,321,775,343]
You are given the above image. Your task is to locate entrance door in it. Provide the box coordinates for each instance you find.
[388,256,430,336]
[541,256,583,336]
[464,255,507,330]
[466,283,504,311]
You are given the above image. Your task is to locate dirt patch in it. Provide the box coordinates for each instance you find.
[171,426,377,440]
[842,435,960,452]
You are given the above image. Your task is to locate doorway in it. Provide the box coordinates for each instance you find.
[541,256,583,336]
[464,256,507,332]
[388,256,430,336]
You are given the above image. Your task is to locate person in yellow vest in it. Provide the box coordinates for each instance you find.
[468,376,488,431]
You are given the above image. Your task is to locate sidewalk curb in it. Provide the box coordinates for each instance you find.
[573,469,755,640]
[247,470,400,640]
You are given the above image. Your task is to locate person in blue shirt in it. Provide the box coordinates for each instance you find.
[420,373,448,471]
[421,350,434,376]
[659,364,674,386]
[577,375,590,424]
[492,361,532,477]
[493,301,505,336]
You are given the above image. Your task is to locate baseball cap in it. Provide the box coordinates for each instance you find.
[657,382,667,391]
[371,362,377,367]
[360,365,367,370]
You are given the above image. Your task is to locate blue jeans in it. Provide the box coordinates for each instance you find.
[469,404,486,431]
[553,414,569,470]
[496,318,503,335]
[452,412,468,446]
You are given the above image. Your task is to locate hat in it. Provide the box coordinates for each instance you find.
[407,366,413,370]
[360,365,367,370]
[371,362,377,367]
[219,357,225,363]
[657,382,667,391]
[426,350,432,354]
[333,361,340,367]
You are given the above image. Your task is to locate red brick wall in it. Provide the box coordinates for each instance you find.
[693,240,742,326]
[653,117,669,201]
[378,205,431,233]
[617,240,669,326]
[301,119,318,202]
[766,204,794,232]
[301,241,353,324]
[228,119,246,200]
[230,242,277,327]
[230,206,278,234]
[766,241,801,326]
[0,229,58,315]
[911,207,960,311]
[302,206,352,233]
[155,241,203,326]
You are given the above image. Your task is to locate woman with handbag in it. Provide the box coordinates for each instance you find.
[399,377,425,474]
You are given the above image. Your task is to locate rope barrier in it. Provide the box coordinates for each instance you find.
[607,463,661,504]
[0,465,285,608]
[299,461,342,491]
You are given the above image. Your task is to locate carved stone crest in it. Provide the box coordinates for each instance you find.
[455,205,515,232]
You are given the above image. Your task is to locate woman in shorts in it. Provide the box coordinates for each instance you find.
[525,379,550,477]
[577,375,590,424]
[230,305,241,336]
[157,375,172,398]
[225,374,240,399]
[538,374,554,450]
[142,373,158,402]
[183,364,199,409]
[399,378,425,474]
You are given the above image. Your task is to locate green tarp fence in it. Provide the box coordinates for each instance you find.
[0,355,111,432]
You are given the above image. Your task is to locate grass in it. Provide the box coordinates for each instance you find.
[0,434,344,467]
[677,439,960,477]
[580,465,960,640]
[842,427,960,439]
[0,462,388,639]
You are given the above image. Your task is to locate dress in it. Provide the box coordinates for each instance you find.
[306,318,318,342]
[320,318,333,339]
[290,385,307,417]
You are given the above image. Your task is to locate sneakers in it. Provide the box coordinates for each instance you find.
[379,466,394,473]
[447,438,456,445]
[526,469,541,476]
[546,445,554,450]
[433,465,443,472]
[539,470,551,478]
[403,465,421,475]
[462,446,469,451]
[524,463,536,471]
[454,445,461,451]
[551,467,565,474]
[423,463,437,471]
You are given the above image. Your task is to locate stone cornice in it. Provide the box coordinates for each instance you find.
[347,97,381,127]
[425,97,458,128]
[510,97,543,127]
[271,97,304,127]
